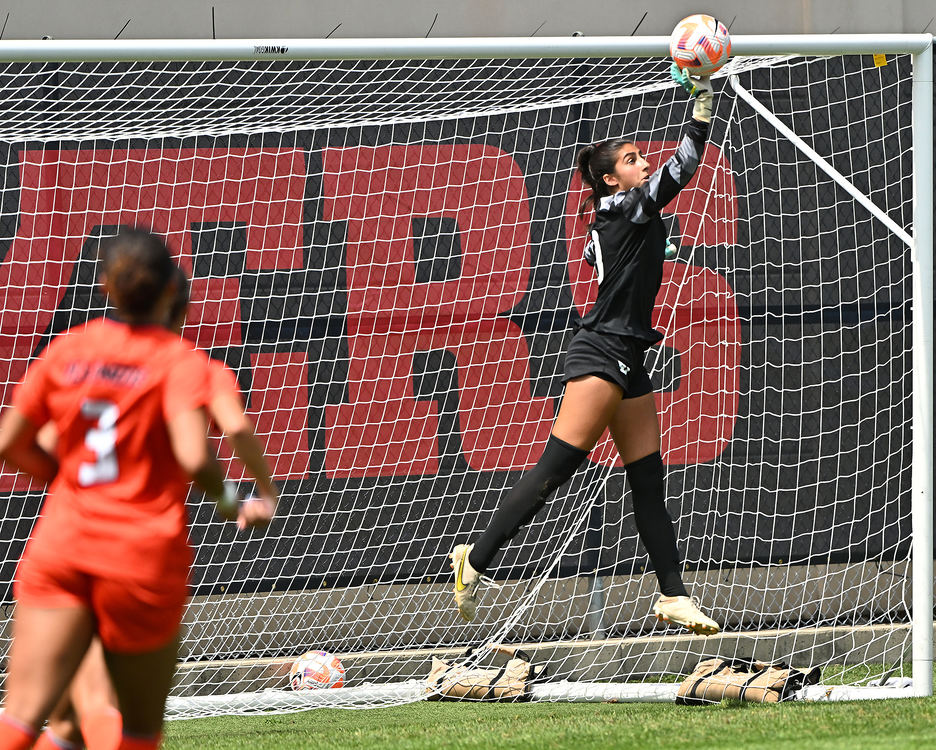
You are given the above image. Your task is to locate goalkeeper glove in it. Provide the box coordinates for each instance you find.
[669,63,713,123]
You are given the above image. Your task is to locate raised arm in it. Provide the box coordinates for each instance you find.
[624,65,713,223]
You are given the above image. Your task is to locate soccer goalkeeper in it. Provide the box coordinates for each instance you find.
[451,65,719,636]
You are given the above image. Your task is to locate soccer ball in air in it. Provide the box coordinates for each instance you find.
[669,14,731,76]
[289,650,346,690]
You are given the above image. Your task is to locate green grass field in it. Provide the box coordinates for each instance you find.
[164,696,936,749]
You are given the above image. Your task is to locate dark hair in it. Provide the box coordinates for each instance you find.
[576,138,634,224]
[99,228,175,320]
[168,264,190,329]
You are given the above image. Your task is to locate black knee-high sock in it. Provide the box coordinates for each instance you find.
[469,435,589,572]
[625,451,688,597]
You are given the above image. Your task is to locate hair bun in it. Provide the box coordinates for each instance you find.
[576,143,596,176]
[100,229,174,319]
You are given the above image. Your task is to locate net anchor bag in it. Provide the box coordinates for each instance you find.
[425,644,546,701]
[676,658,821,704]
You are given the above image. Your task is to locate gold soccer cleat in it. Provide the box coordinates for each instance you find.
[449,543,482,622]
[653,595,720,635]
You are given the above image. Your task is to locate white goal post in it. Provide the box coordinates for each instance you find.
[0,33,930,712]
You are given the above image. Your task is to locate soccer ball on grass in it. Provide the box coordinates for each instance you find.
[669,14,731,76]
[289,650,346,690]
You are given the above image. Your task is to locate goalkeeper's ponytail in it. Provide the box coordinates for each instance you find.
[575,138,633,225]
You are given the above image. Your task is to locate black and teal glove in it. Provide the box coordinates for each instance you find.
[670,63,714,123]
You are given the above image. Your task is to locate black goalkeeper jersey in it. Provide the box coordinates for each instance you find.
[579,116,709,345]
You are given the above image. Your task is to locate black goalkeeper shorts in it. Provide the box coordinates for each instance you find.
[561,327,654,399]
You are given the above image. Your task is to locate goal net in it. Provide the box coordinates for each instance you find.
[0,39,929,714]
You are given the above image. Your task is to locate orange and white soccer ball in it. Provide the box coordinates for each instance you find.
[669,14,731,76]
[289,650,345,690]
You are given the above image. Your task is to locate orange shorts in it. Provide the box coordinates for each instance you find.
[14,557,188,654]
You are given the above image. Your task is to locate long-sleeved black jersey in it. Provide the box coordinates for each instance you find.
[579,116,709,345]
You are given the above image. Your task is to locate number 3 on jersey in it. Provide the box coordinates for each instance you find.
[78,399,119,486]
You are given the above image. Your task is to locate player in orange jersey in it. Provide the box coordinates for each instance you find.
[0,229,274,750]
[37,267,279,750]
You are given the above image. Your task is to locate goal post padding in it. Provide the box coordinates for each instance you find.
[0,37,929,711]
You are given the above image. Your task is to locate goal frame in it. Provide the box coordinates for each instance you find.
[0,33,930,697]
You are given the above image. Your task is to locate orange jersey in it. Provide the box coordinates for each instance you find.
[13,317,212,581]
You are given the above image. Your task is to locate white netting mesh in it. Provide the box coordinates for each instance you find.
[0,50,917,716]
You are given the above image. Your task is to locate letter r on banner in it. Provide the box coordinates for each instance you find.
[321,144,554,477]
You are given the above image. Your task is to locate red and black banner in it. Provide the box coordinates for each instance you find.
[0,66,916,601]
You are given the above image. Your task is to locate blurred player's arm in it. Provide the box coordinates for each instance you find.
[208,387,279,528]
[170,403,275,530]
[0,408,58,484]
[166,406,242,520]
[167,406,223,493]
